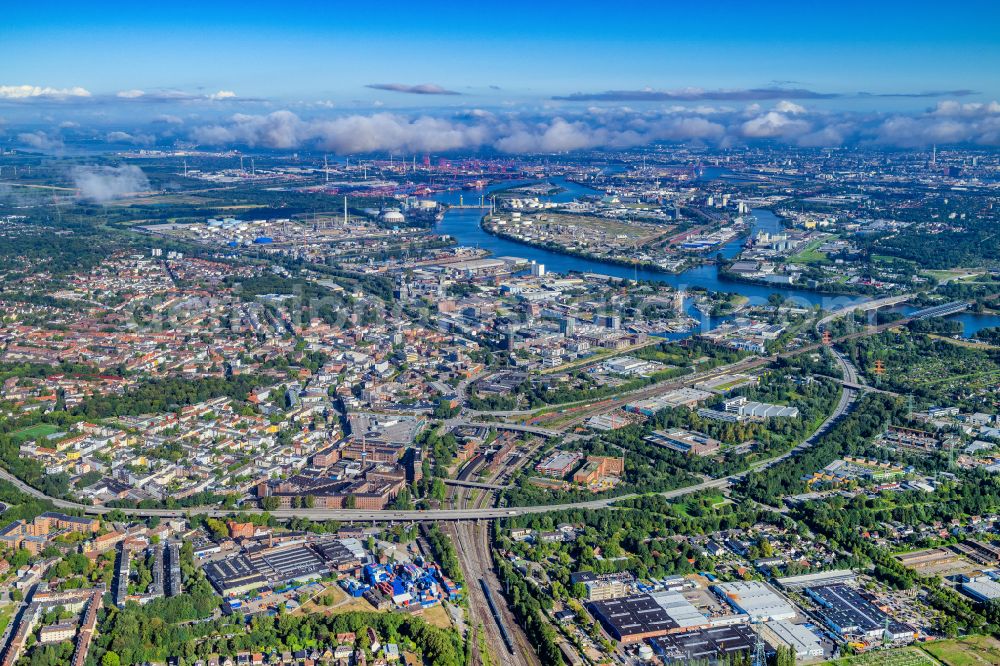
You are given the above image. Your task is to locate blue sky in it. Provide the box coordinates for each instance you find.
[3,1,1000,152]
[3,0,999,108]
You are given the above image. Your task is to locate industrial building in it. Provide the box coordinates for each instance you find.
[650,624,762,664]
[776,569,857,591]
[247,543,328,584]
[647,591,710,629]
[587,589,734,644]
[587,594,681,643]
[806,584,913,641]
[314,539,364,575]
[536,451,584,477]
[645,429,722,456]
[723,397,799,419]
[711,581,797,622]
[347,412,426,447]
[625,388,713,415]
[761,620,825,659]
[570,571,632,601]
[960,575,1000,603]
[203,554,269,597]
[205,538,364,598]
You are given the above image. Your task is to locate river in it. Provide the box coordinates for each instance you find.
[431,177,1000,338]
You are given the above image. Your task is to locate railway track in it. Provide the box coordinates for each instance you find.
[447,440,542,666]
[531,355,771,431]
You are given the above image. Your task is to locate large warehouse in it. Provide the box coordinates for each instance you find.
[248,543,328,584]
[960,575,1000,603]
[761,620,825,659]
[806,584,913,641]
[203,554,268,597]
[205,539,364,598]
[650,624,762,664]
[712,581,797,622]
[588,594,679,643]
[588,590,731,643]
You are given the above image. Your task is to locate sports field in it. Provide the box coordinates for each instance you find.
[9,423,62,443]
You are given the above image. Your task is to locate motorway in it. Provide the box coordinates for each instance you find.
[815,294,912,331]
[0,324,872,523]
[0,313,876,666]
[0,438,841,524]
[0,294,922,527]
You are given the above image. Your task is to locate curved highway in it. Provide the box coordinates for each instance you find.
[0,382,852,523]
[0,309,884,524]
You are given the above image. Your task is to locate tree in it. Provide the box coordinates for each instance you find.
[102,651,121,666]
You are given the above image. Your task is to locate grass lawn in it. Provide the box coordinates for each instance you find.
[922,636,1000,666]
[296,582,454,629]
[0,605,13,635]
[420,603,454,629]
[712,377,753,392]
[675,492,727,517]
[928,334,1000,351]
[823,646,939,666]
[789,238,829,265]
[922,269,985,283]
[295,583,376,616]
[10,423,62,444]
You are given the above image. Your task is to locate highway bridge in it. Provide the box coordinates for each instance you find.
[814,375,900,396]
[816,294,911,331]
[443,479,508,491]
[460,420,562,439]
[910,301,971,320]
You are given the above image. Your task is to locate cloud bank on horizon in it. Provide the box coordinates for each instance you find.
[5,80,1000,153]
[176,100,1000,153]
[553,87,980,102]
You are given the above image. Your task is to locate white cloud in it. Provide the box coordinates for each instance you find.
[774,100,807,115]
[740,111,811,139]
[17,131,64,151]
[108,89,245,103]
[106,131,154,145]
[193,111,495,153]
[179,98,1000,154]
[931,100,1000,117]
[152,114,183,125]
[0,85,91,100]
[873,101,1000,147]
[72,165,150,202]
